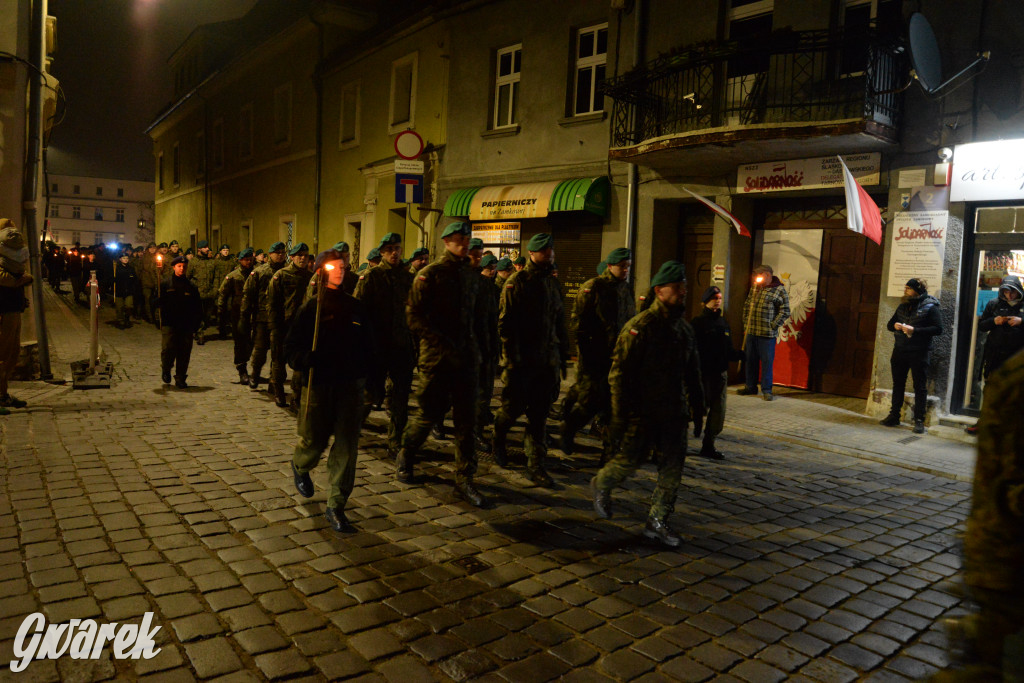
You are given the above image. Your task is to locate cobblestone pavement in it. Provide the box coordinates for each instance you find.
[0,289,974,682]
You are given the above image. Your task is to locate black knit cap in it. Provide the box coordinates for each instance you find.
[702,286,722,303]
[905,278,927,295]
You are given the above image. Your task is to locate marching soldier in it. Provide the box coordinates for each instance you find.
[187,240,218,344]
[241,241,287,390]
[560,247,635,459]
[354,232,415,458]
[591,260,704,547]
[167,240,182,260]
[476,252,500,450]
[218,248,256,385]
[213,243,237,337]
[494,257,514,288]
[159,256,203,388]
[396,221,489,507]
[407,246,429,275]
[365,247,381,270]
[492,233,569,486]
[268,242,312,408]
[254,248,266,265]
[140,242,161,324]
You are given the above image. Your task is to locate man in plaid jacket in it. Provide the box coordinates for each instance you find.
[739,265,790,401]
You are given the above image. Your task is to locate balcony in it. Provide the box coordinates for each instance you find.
[602,28,904,170]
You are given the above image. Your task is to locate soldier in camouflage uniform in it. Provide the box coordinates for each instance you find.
[592,260,704,547]
[268,243,312,408]
[396,221,489,507]
[186,240,218,344]
[476,252,500,449]
[407,246,429,275]
[354,232,415,457]
[167,240,182,261]
[365,247,381,271]
[933,350,1024,681]
[241,241,287,390]
[560,247,635,459]
[304,242,357,301]
[213,244,237,337]
[140,242,161,324]
[492,233,569,487]
[218,248,255,385]
[494,257,514,288]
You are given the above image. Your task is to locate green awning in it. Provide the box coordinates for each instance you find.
[549,176,610,217]
[443,188,480,218]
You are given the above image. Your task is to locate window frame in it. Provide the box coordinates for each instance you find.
[339,80,361,150]
[573,24,608,116]
[94,208,104,221]
[115,209,125,223]
[172,142,181,187]
[72,206,81,219]
[388,52,418,135]
[273,83,293,148]
[493,43,523,129]
[49,205,59,218]
[239,103,254,161]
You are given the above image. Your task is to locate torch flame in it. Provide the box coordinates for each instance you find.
[324,264,335,271]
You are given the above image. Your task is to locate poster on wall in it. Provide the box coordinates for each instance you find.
[761,229,823,390]
[886,210,948,297]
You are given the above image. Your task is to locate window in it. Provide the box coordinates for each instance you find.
[493,44,522,128]
[239,104,254,160]
[388,53,417,133]
[196,131,206,179]
[96,186,102,196]
[172,143,181,186]
[51,183,57,193]
[49,205,59,218]
[158,153,164,192]
[273,83,292,147]
[115,209,125,223]
[73,184,80,194]
[339,81,361,149]
[212,119,224,169]
[71,231,80,244]
[72,206,81,219]
[728,1,773,77]
[117,188,124,197]
[94,208,103,221]
[574,24,608,115]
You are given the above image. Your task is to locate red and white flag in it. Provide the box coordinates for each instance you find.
[839,156,883,245]
[681,187,751,237]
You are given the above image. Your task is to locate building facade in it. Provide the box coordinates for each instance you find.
[44,174,154,248]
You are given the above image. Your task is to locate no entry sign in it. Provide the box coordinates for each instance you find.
[394,130,424,160]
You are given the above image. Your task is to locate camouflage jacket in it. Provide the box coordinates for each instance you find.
[609,298,704,424]
[268,262,313,333]
[407,249,485,372]
[498,260,569,370]
[187,253,219,299]
[140,251,161,288]
[354,258,415,359]
[571,270,635,373]
[241,260,285,325]
[217,265,253,320]
[213,254,236,285]
[964,349,1024,592]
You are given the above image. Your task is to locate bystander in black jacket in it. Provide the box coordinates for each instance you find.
[886,291,942,353]
[691,305,744,373]
[159,272,203,332]
[978,275,1024,376]
[285,287,372,385]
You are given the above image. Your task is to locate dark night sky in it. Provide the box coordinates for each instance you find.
[47,0,256,182]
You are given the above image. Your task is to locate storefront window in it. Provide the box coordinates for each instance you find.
[976,206,1024,233]
[963,248,1024,410]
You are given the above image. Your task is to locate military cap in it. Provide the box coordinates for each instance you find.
[495,257,513,272]
[147,241,157,248]
[411,247,429,260]
[288,242,309,256]
[254,248,265,256]
[171,255,187,266]
[378,232,401,249]
[480,253,498,268]
[468,237,484,250]
[651,260,686,287]
[605,247,631,265]
[269,241,286,253]
[313,248,343,272]
[169,240,179,246]
[238,247,255,259]
[527,233,553,251]
[157,242,168,248]
[597,261,607,275]
[514,256,526,267]
[331,241,350,253]
[357,263,367,272]
[185,248,194,256]
[197,240,209,249]
[441,221,471,238]
[367,247,381,261]
[219,243,230,251]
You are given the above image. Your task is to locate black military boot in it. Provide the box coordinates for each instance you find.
[700,436,724,460]
[275,388,288,408]
[491,430,508,467]
[643,517,681,548]
[527,467,555,488]
[325,507,355,534]
[453,480,488,508]
[238,367,250,386]
[249,372,261,390]
[292,463,313,498]
[394,450,415,483]
[591,477,612,519]
[558,420,575,456]
[161,370,171,385]
[195,332,205,346]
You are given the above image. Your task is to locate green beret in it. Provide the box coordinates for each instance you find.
[605,247,631,265]
[219,243,230,251]
[468,238,484,250]
[597,261,607,275]
[514,256,526,267]
[357,263,367,272]
[239,247,254,258]
[269,241,286,253]
[527,233,553,251]
[185,248,194,256]
[367,247,381,261]
[168,240,179,246]
[331,241,350,253]
[411,247,429,260]
[378,232,402,249]
[197,240,209,249]
[495,257,513,271]
[157,242,168,249]
[480,253,498,268]
[288,242,309,256]
[147,242,157,248]
[441,221,471,238]
[651,260,686,287]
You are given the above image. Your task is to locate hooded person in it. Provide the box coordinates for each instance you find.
[690,286,744,460]
[879,278,943,433]
[286,248,373,534]
[979,275,1024,379]
[0,221,32,412]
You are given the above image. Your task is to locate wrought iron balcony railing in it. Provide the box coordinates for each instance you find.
[602,28,904,149]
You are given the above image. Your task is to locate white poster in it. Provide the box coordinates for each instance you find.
[886,211,949,297]
[737,153,880,194]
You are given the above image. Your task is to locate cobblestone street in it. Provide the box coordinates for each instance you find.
[0,290,974,682]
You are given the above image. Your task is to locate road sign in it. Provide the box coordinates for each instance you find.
[394,159,425,174]
[394,130,424,160]
[395,173,424,204]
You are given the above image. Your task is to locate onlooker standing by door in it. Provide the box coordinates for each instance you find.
[739,265,790,401]
[967,275,1024,435]
[879,278,942,434]
[0,221,32,414]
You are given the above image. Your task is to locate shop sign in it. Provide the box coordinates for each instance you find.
[736,153,881,194]
[469,181,560,220]
[949,139,1024,201]
[886,210,949,297]
[472,222,521,246]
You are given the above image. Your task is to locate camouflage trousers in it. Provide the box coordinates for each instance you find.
[595,415,687,521]
[249,322,270,380]
[141,286,158,322]
[365,358,414,452]
[494,363,560,471]
[198,297,217,335]
[293,378,365,509]
[269,329,290,396]
[402,360,478,482]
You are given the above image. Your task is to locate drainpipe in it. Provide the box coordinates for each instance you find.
[624,0,644,281]
[311,19,325,253]
[21,0,52,379]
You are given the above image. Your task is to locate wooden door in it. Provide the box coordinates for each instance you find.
[813,230,883,397]
[682,228,714,316]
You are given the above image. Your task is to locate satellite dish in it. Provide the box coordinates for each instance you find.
[907,12,990,96]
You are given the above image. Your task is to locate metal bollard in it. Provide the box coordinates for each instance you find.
[88,273,99,372]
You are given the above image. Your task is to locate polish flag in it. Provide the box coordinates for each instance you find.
[682,187,751,237]
[839,156,883,245]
